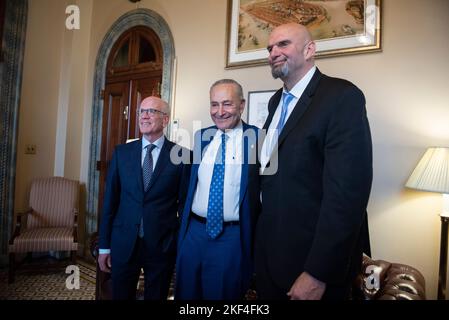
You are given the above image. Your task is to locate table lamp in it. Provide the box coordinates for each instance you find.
[405,147,449,300]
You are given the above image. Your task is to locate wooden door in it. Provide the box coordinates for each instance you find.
[97,81,130,215]
[97,26,163,217]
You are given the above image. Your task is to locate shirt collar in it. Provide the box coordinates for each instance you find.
[142,135,165,150]
[216,120,243,140]
[283,65,317,98]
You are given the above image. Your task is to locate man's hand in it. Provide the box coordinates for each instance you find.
[287,272,326,300]
[98,253,112,273]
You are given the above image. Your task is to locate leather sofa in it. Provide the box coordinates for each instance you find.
[352,255,426,300]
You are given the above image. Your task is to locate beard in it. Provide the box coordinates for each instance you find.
[271,62,289,79]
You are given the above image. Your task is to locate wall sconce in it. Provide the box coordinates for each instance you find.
[406,147,449,300]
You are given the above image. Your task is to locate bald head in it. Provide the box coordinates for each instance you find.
[267,23,316,90]
[140,96,170,116]
[271,23,313,43]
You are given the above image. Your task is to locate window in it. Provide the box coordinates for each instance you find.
[138,36,156,63]
[112,39,130,68]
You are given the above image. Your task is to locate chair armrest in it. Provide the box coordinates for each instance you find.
[9,209,32,244]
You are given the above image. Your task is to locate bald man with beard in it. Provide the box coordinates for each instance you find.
[254,23,373,300]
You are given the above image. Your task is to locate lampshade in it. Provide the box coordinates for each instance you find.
[406,147,449,299]
[406,147,449,217]
[406,147,449,194]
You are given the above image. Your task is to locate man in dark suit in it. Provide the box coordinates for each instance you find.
[98,96,189,300]
[175,79,260,299]
[254,23,372,300]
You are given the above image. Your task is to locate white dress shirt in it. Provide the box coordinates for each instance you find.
[191,122,243,222]
[99,135,165,254]
[260,66,317,173]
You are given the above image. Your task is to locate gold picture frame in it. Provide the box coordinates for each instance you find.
[226,0,382,69]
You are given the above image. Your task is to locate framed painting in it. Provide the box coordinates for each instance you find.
[247,90,276,129]
[226,0,382,69]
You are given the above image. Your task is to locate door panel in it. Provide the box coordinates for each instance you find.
[98,81,130,214]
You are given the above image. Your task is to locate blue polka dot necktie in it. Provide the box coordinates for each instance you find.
[277,92,295,135]
[140,144,156,237]
[206,133,227,239]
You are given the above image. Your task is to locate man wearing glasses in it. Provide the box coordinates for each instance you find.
[98,96,190,300]
[175,79,260,300]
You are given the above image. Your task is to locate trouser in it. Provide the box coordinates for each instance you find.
[111,237,175,300]
[175,217,243,300]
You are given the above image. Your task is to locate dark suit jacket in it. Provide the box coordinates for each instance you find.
[255,68,372,291]
[99,138,189,264]
[178,122,260,290]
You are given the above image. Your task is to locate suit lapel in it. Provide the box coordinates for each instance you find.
[190,127,217,198]
[239,122,253,205]
[277,69,322,147]
[135,140,145,193]
[200,128,216,155]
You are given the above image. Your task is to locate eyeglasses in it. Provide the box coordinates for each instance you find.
[138,108,167,117]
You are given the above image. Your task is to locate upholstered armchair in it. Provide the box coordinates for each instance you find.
[8,177,79,283]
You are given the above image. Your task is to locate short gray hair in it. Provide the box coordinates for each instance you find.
[210,79,245,101]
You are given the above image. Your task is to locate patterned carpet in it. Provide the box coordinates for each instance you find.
[0,259,96,300]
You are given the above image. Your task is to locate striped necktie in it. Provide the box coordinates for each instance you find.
[139,144,156,238]
[143,144,156,192]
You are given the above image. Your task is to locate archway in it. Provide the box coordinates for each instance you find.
[86,9,175,240]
